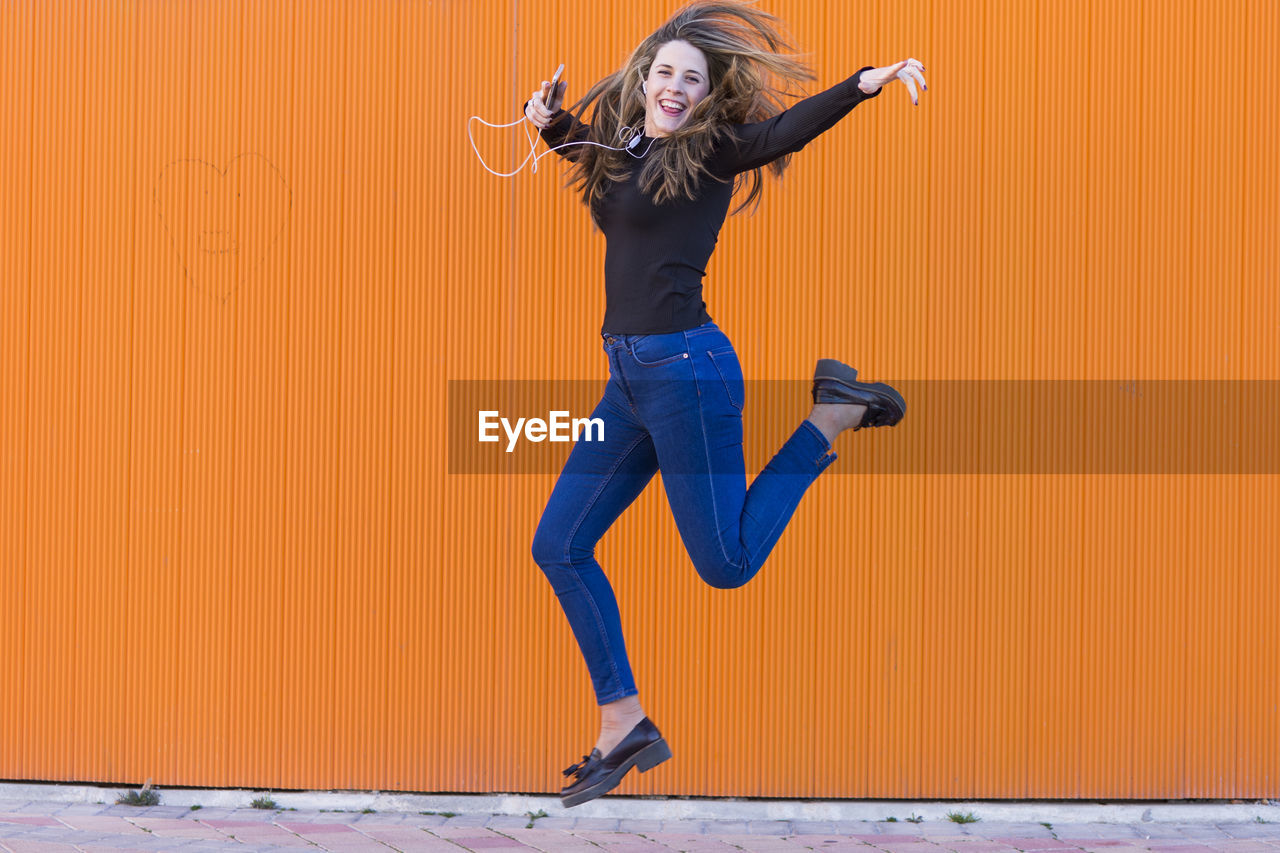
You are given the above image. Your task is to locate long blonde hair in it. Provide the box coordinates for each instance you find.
[561,1,815,216]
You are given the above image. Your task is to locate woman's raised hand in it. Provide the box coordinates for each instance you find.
[525,80,566,129]
[857,59,927,104]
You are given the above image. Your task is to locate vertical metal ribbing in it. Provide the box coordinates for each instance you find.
[0,0,1276,799]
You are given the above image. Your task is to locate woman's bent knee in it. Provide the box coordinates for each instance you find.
[694,558,751,590]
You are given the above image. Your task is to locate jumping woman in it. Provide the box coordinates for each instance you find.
[524,0,926,807]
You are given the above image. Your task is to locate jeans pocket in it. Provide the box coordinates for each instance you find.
[706,348,745,412]
[630,335,691,367]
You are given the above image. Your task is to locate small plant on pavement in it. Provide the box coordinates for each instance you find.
[250,796,280,810]
[117,779,160,807]
[526,809,549,829]
[947,811,980,824]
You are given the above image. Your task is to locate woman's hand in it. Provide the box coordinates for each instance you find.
[524,79,566,129]
[857,59,927,104]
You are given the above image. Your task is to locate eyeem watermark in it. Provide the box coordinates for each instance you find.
[478,410,604,452]
[450,379,1280,474]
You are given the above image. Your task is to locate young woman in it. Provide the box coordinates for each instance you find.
[523,0,925,807]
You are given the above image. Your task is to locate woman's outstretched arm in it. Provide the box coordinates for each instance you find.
[712,58,926,176]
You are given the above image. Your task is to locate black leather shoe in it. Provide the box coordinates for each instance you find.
[811,358,906,429]
[559,717,672,808]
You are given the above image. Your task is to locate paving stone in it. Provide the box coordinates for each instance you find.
[789,840,880,853]
[355,826,474,851]
[46,804,112,817]
[571,818,622,831]
[440,835,536,850]
[1217,827,1278,840]
[870,819,942,835]
[8,804,63,815]
[53,816,150,835]
[136,806,196,818]
[972,824,1059,839]
[202,814,282,824]
[1175,829,1234,841]
[401,814,451,828]
[496,828,604,852]
[714,834,809,849]
[1054,826,1144,840]
[433,824,520,842]
[990,837,1083,849]
[0,829,71,843]
[215,825,314,847]
[130,817,227,835]
[637,835,743,851]
[0,817,61,828]
[0,841,84,853]
[176,808,240,820]
[1132,828,1208,841]
[575,830,676,849]
[78,848,175,853]
[486,815,536,829]
[439,814,494,828]
[295,841,389,853]
[305,811,375,823]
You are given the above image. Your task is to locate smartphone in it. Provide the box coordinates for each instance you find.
[545,63,564,111]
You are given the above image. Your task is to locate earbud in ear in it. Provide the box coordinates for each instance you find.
[642,82,648,94]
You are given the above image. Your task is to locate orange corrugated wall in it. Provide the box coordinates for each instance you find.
[1,0,1277,798]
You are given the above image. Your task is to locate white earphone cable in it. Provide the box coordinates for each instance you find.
[467,111,656,179]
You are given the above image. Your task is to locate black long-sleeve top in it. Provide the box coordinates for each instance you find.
[541,67,881,335]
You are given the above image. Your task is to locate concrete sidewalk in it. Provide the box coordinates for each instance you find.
[1,788,1279,853]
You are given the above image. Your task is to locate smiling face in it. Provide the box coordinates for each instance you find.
[643,40,711,137]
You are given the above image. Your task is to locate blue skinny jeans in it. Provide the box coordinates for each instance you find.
[531,322,837,704]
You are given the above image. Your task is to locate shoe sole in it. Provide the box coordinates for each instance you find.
[559,738,672,808]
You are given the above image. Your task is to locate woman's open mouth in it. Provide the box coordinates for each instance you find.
[659,99,686,117]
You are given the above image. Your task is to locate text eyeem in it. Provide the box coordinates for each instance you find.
[478,410,605,453]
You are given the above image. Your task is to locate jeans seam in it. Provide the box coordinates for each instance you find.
[706,348,743,413]
[745,426,835,567]
[609,352,640,416]
[560,429,650,700]
[800,418,835,458]
[686,330,745,579]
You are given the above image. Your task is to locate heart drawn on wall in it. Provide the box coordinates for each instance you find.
[155,153,291,303]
